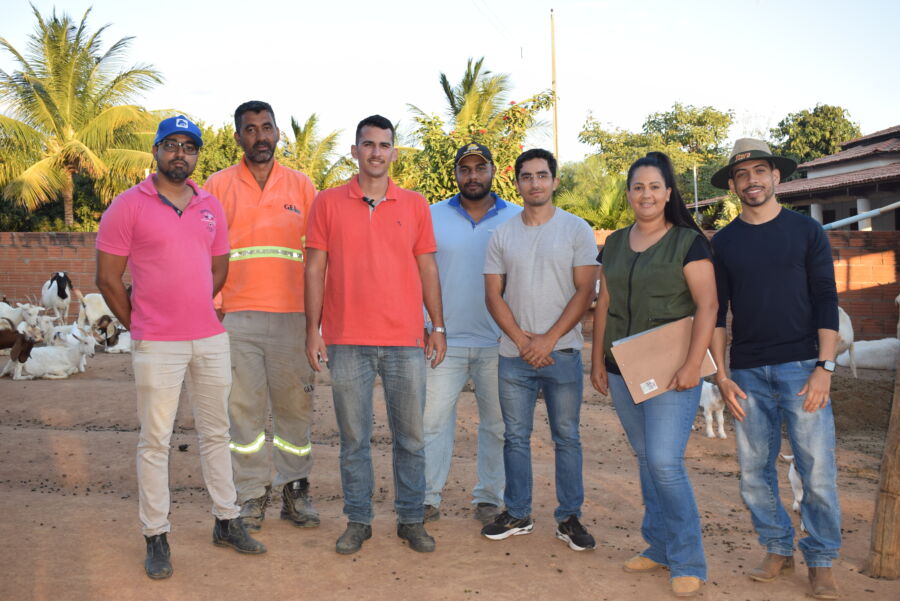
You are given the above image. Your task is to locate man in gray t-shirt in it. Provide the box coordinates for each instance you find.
[481,148,599,552]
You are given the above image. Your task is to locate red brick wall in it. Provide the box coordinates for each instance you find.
[2,230,898,339]
[828,231,899,339]
[0,232,108,318]
[595,229,899,340]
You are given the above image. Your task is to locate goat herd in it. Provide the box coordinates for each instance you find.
[0,272,129,380]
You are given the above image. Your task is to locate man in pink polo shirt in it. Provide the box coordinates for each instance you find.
[96,115,265,581]
[305,114,446,555]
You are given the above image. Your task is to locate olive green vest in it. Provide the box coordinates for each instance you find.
[602,225,700,359]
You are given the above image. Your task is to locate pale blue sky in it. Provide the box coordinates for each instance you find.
[2,0,897,162]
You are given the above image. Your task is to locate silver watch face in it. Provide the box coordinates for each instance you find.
[819,360,835,372]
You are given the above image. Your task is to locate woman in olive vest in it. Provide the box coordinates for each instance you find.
[591,151,717,598]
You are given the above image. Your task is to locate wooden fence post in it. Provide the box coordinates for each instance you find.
[865,353,900,578]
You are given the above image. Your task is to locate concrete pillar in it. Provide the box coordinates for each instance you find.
[810,203,824,224]
[857,197,872,231]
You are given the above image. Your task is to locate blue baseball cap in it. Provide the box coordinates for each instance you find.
[154,115,203,148]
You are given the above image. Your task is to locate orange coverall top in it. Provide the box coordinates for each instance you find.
[205,158,316,313]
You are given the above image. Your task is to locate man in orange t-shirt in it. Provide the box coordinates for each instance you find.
[305,115,446,555]
[205,101,319,534]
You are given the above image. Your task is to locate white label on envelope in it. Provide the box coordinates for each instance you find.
[640,379,658,394]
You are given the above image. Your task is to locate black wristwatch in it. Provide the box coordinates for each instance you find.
[815,360,836,373]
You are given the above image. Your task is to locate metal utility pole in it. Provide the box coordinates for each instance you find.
[550,8,559,161]
[692,164,699,222]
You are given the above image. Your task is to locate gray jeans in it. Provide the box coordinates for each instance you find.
[224,311,315,502]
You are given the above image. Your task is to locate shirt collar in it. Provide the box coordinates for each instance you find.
[348,174,399,202]
[447,192,507,225]
[238,156,282,188]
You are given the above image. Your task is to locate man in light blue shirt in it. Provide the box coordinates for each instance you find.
[423,143,522,526]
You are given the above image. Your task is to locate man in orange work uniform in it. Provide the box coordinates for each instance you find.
[205,101,320,533]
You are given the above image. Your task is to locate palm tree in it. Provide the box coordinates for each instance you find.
[438,57,511,127]
[0,5,162,226]
[281,113,354,190]
[556,157,631,230]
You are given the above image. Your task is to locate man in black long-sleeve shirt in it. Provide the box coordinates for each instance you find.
[710,139,841,601]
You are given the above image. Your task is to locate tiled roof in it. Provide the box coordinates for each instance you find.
[842,124,900,149]
[777,162,900,197]
[799,138,900,169]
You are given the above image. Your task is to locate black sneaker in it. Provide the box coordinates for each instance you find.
[335,521,372,555]
[212,517,267,554]
[555,515,595,551]
[397,522,436,552]
[144,533,172,579]
[480,510,534,540]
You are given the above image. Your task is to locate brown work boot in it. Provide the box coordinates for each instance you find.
[671,576,701,597]
[808,567,839,599]
[623,554,665,573]
[748,552,794,582]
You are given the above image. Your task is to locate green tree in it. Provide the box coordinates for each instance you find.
[191,123,242,184]
[556,156,630,229]
[769,104,861,165]
[281,113,354,190]
[398,58,551,202]
[0,5,162,227]
[398,92,553,203]
[579,102,733,204]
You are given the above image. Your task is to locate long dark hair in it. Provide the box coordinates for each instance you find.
[626,151,707,243]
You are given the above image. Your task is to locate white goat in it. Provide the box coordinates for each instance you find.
[836,307,856,377]
[40,272,75,323]
[780,454,805,532]
[0,301,44,330]
[12,328,96,380]
[699,381,727,439]
[104,328,131,353]
[896,293,900,339]
[838,338,900,371]
[50,324,97,371]
[75,292,121,346]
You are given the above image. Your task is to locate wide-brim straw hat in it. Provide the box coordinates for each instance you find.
[710,138,797,189]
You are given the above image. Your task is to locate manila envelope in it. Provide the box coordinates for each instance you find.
[610,316,717,403]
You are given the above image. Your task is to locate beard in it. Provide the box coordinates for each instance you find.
[738,185,774,207]
[460,182,491,201]
[157,161,192,183]
[245,143,275,164]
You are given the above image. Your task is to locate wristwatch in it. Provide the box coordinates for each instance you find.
[432,326,446,334]
[815,360,836,373]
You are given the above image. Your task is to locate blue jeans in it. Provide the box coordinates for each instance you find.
[731,359,841,567]
[608,374,707,580]
[424,346,505,507]
[328,345,426,525]
[498,351,584,522]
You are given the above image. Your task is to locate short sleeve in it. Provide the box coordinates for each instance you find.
[483,228,506,275]
[305,193,329,251]
[95,196,133,256]
[209,196,230,256]
[597,248,604,264]
[413,195,437,255]
[682,235,711,266]
[573,219,600,267]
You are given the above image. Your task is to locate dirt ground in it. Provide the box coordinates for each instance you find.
[1,345,898,601]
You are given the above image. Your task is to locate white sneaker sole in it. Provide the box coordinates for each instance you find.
[483,522,534,540]
[556,530,596,551]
